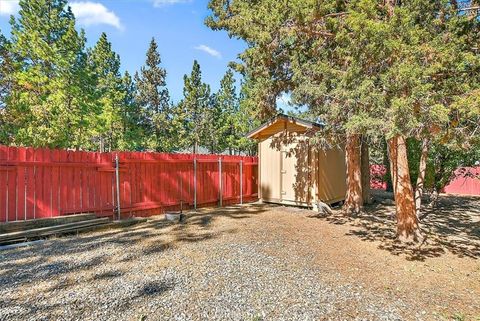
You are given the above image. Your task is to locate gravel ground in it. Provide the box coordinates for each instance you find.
[0,201,479,321]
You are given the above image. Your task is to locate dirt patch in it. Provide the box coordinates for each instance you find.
[0,197,479,320]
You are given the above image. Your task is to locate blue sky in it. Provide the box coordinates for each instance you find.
[0,0,249,103]
[0,0,295,110]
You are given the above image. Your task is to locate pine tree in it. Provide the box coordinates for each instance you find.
[203,93,224,154]
[175,60,211,153]
[0,29,13,144]
[216,69,238,154]
[207,0,480,241]
[6,0,91,148]
[135,38,172,152]
[88,32,125,151]
[236,77,263,155]
[202,69,238,154]
[0,30,10,109]
[120,71,144,150]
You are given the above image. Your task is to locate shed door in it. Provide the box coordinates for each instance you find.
[281,143,310,204]
[281,149,301,202]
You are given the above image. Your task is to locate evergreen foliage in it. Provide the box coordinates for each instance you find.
[0,0,253,154]
[174,60,212,153]
[88,32,125,151]
[135,38,172,152]
[207,0,480,184]
[4,0,90,148]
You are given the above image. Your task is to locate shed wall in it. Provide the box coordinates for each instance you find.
[315,148,347,204]
[258,134,346,207]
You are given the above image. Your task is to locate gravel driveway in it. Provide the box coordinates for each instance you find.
[0,203,478,321]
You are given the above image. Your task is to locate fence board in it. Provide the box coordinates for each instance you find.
[25,147,35,220]
[370,164,480,196]
[7,147,17,222]
[0,145,258,222]
[0,146,7,222]
[16,148,26,221]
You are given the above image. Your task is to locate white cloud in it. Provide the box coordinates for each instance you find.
[194,44,222,59]
[152,0,191,7]
[0,0,19,16]
[70,1,123,30]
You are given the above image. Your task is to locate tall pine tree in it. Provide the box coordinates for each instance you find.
[135,38,172,152]
[0,30,11,109]
[0,29,13,144]
[120,71,144,150]
[6,0,91,148]
[88,32,125,152]
[216,69,238,154]
[175,60,211,153]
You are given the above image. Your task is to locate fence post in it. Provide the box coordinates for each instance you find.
[115,154,121,220]
[240,160,243,205]
[218,157,222,207]
[193,158,197,211]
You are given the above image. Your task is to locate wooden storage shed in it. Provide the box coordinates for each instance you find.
[247,114,346,208]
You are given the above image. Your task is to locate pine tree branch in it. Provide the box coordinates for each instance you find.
[457,6,480,11]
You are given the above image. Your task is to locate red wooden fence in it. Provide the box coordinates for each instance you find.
[370,164,480,196]
[443,167,480,196]
[0,146,258,223]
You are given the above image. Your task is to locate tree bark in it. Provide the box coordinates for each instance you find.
[384,0,396,16]
[388,136,422,242]
[344,134,363,214]
[361,136,372,205]
[383,139,394,192]
[193,141,198,154]
[415,138,429,219]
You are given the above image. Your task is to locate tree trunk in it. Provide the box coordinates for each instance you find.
[193,140,198,154]
[388,135,422,242]
[383,139,394,192]
[415,138,429,219]
[343,134,363,214]
[361,136,372,205]
[385,0,396,16]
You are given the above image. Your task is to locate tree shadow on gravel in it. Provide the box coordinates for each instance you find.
[0,254,107,287]
[309,195,480,261]
[0,204,271,320]
[138,280,174,297]
[0,203,270,285]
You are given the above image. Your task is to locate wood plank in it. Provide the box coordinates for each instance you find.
[7,147,18,221]
[59,149,69,215]
[34,148,45,218]
[0,218,109,243]
[80,151,88,212]
[25,148,35,220]
[0,213,97,234]
[16,147,26,221]
[51,149,60,217]
[0,146,7,222]
[43,148,52,217]
[72,149,81,214]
